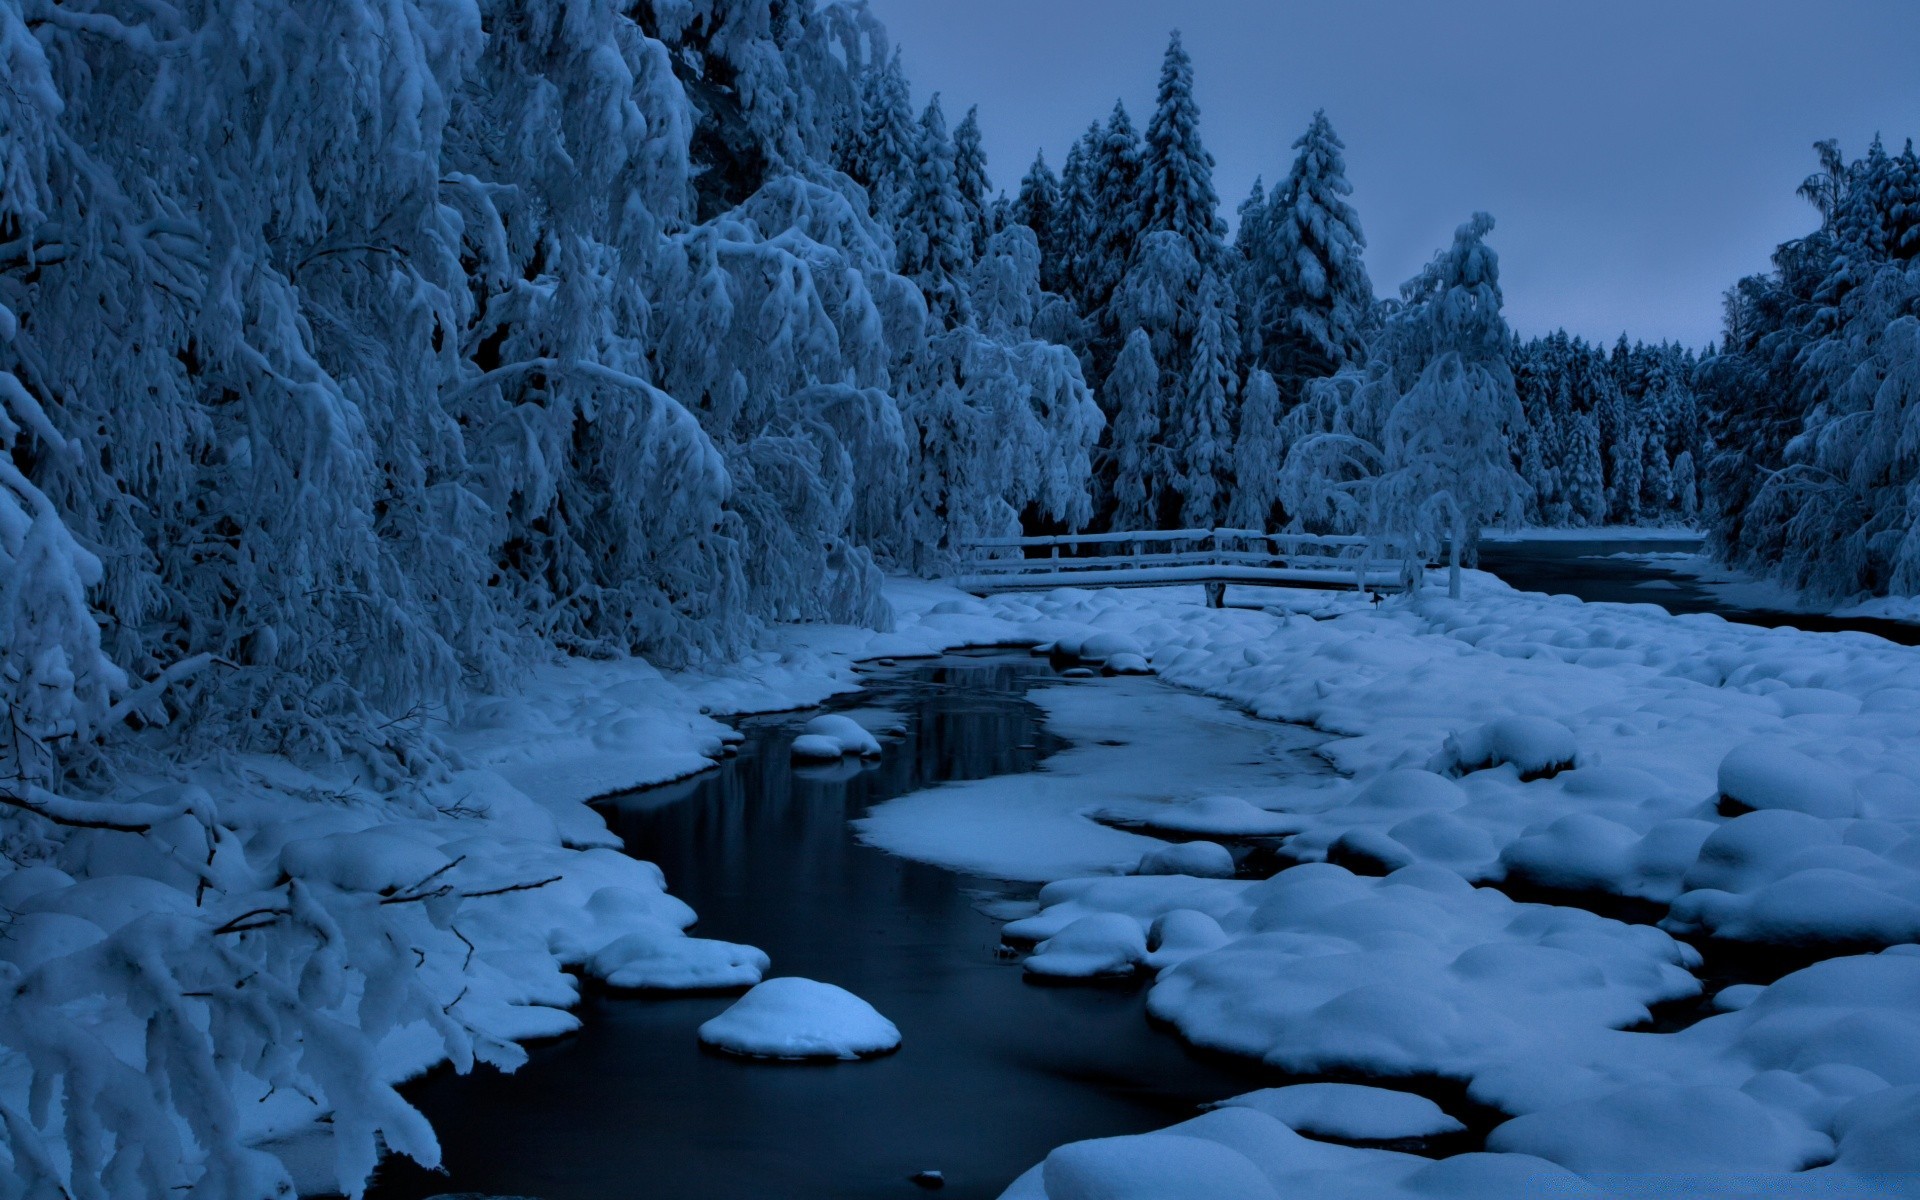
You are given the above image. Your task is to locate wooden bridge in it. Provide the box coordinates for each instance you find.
[954,528,1418,606]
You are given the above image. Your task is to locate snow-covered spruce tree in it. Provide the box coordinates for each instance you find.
[896,96,976,325]
[1169,274,1240,527]
[1105,330,1164,530]
[1673,448,1700,526]
[1141,31,1225,263]
[842,47,918,222]
[953,106,993,258]
[1611,419,1646,524]
[1242,111,1373,397]
[1086,102,1149,344]
[1228,369,1285,530]
[1052,125,1102,311]
[1700,134,1920,600]
[1565,411,1610,526]
[1012,150,1065,289]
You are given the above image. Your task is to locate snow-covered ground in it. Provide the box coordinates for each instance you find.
[23,568,1920,1195]
[833,573,1920,1198]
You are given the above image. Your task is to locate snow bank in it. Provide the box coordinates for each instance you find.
[792,713,885,761]
[1135,840,1237,877]
[1214,1083,1466,1141]
[697,977,901,1060]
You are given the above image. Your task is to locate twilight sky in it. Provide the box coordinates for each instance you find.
[864,0,1920,348]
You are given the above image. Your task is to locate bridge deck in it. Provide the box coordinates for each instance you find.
[954,529,1415,605]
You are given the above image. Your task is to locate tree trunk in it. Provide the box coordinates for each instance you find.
[1448,518,1464,599]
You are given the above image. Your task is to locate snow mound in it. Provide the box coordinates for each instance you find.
[1139,795,1298,836]
[1717,741,1856,817]
[1024,913,1147,979]
[1135,840,1236,877]
[279,828,450,894]
[791,714,883,761]
[586,920,768,991]
[1442,716,1576,778]
[1216,1083,1466,1141]
[697,977,900,1060]
[1004,1103,1590,1200]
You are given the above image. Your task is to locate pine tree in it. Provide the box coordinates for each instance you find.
[1087,102,1147,319]
[1054,123,1102,309]
[1012,149,1064,289]
[1141,30,1224,262]
[1106,330,1163,530]
[1672,448,1699,526]
[953,105,992,258]
[1169,273,1239,526]
[1229,369,1284,529]
[1567,412,1608,526]
[844,49,917,220]
[1612,419,1645,524]
[1248,111,1373,395]
[896,95,974,324]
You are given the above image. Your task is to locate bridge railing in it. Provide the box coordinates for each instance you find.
[954,528,1419,600]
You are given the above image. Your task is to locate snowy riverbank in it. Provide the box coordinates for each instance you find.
[844,575,1920,1198]
[17,570,1920,1195]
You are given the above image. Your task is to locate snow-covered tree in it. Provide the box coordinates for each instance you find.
[1141,31,1224,262]
[843,47,918,220]
[1279,213,1526,596]
[896,96,975,324]
[1169,274,1240,526]
[1242,111,1373,396]
[1566,412,1609,526]
[1672,448,1700,526]
[1228,369,1285,530]
[1012,150,1065,290]
[1105,330,1163,530]
[953,106,993,257]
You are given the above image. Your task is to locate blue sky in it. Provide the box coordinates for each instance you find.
[864,0,1920,347]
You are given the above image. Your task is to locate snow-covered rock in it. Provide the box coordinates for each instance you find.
[1215,1083,1466,1142]
[1023,913,1148,979]
[1135,840,1236,877]
[697,977,901,1060]
[791,714,883,761]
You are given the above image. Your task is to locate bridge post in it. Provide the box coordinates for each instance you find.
[1204,581,1226,609]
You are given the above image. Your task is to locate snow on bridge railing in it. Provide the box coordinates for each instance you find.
[953,528,1419,605]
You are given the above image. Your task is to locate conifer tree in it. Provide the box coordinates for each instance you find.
[1012,149,1064,289]
[897,96,974,324]
[1106,330,1163,530]
[1054,124,1102,309]
[1229,369,1284,530]
[953,105,992,257]
[1169,274,1240,526]
[1567,412,1608,526]
[1087,102,1147,319]
[845,49,917,220]
[1141,31,1224,262]
[1248,111,1373,395]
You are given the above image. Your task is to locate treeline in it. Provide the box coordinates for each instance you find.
[1698,137,1920,600]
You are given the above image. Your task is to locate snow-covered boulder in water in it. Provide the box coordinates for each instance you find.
[1024,912,1149,979]
[791,714,883,761]
[1135,840,1236,878]
[697,977,900,1060]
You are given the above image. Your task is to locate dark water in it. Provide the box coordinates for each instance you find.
[1474,537,1920,646]
[369,654,1270,1200]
